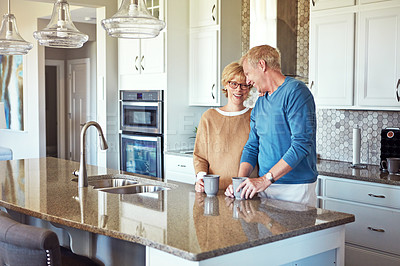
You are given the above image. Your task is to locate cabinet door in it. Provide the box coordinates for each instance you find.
[310,0,355,11]
[357,7,400,107]
[190,0,218,27]
[189,29,219,106]
[309,13,354,106]
[141,32,165,74]
[118,39,141,76]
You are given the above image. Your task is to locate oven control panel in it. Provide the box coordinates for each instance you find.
[121,90,163,102]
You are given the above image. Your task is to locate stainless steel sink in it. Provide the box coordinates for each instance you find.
[72,174,173,194]
[88,178,138,189]
[98,184,169,194]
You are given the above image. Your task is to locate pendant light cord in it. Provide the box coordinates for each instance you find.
[7,0,10,14]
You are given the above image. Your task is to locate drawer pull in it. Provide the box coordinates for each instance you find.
[367,226,385,233]
[368,193,386,198]
[177,164,187,168]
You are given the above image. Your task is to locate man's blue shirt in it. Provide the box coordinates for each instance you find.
[241,77,318,184]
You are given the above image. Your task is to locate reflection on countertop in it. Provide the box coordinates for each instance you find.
[0,157,354,261]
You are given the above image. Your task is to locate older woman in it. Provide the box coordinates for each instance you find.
[193,62,257,192]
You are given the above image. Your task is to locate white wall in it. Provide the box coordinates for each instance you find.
[165,0,208,152]
[0,0,118,169]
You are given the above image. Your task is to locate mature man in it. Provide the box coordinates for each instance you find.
[225,45,318,206]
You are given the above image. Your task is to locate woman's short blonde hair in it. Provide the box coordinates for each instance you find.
[221,62,247,97]
[240,45,281,71]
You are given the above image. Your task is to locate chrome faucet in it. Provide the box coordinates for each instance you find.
[78,121,108,187]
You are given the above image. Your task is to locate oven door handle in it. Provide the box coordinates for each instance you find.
[121,102,160,107]
[121,134,161,142]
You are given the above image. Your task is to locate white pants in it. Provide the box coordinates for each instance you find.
[258,181,317,207]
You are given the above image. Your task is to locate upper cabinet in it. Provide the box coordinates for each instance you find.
[310,0,355,11]
[190,0,218,27]
[309,0,400,110]
[309,12,355,106]
[118,0,166,90]
[356,7,400,107]
[188,0,242,106]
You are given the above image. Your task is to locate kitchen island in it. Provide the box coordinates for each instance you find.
[0,157,354,265]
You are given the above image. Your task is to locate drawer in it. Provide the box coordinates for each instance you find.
[346,244,400,266]
[325,199,400,255]
[165,154,195,175]
[325,178,400,209]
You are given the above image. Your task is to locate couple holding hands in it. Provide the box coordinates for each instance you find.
[193,45,318,207]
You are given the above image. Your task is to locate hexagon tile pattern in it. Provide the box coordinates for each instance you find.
[316,109,400,166]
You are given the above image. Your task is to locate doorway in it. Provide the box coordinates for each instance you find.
[45,60,65,158]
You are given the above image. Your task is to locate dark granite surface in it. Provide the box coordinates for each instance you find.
[0,157,354,261]
[317,159,400,186]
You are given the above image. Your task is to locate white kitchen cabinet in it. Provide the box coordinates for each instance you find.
[189,29,219,106]
[165,154,195,184]
[310,0,355,11]
[356,7,400,107]
[309,1,400,110]
[118,0,166,90]
[190,0,218,28]
[317,175,400,265]
[188,0,242,106]
[309,12,354,106]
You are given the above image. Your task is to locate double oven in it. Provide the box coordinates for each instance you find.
[120,90,163,179]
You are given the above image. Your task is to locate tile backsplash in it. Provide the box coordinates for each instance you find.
[316,109,400,165]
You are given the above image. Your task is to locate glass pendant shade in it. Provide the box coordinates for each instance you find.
[0,5,33,55]
[101,0,166,39]
[33,0,88,48]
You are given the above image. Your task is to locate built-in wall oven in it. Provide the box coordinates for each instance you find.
[120,90,163,179]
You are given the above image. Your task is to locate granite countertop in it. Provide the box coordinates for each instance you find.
[0,157,354,261]
[317,159,400,186]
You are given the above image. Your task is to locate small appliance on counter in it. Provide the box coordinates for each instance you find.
[380,128,400,171]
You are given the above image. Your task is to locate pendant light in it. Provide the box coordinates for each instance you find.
[33,0,88,49]
[101,0,166,39]
[0,0,33,55]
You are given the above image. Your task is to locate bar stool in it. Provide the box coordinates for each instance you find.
[0,211,100,266]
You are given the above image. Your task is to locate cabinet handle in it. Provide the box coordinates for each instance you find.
[367,226,385,233]
[368,193,386,198]
[310,81,314,91]
[396,79,400,102]
[211,84,215,99]
[311,0,315,6]
[212,4,216,21]
[135,56,139,71]
[141,55,145,71]
[177,164,186,168]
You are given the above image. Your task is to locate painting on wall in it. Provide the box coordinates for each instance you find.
[0,55,24,131]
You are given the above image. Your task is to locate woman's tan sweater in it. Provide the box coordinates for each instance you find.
[193,108,257,190]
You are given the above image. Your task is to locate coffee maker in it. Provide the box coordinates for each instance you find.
[380,128,400,171]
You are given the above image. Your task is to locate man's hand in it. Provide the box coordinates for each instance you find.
[238,175,270,199]
[224,184,234,197]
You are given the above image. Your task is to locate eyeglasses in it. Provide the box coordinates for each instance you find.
[228,81,251,90]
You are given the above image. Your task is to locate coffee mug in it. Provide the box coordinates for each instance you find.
[232,177,247,200]
[381,158,400,174]
[203,175,220,196]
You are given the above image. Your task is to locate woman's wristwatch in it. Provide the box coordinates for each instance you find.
[265,172,275,183]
